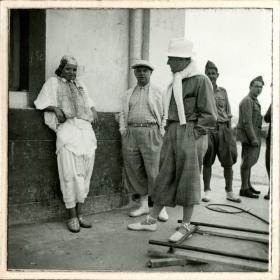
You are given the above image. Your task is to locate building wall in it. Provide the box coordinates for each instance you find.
[148,9,185,91]
[8,109,128,225]
[46,9,129,112]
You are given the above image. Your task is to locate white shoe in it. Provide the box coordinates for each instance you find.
[158,207,168,222]
[127,216,157,231]
[129,196,149,217]
[226,191,241,203]
[129,205,149,217]
[168,223,194,243]
[202,191,211,202]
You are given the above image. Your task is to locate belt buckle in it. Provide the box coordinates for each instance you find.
[140,123,143,127]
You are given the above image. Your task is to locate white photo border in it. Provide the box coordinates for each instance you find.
[0,1,279,279]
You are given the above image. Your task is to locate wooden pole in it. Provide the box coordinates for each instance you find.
[147,258,187,268]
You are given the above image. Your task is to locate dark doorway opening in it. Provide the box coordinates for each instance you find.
[9,9,46,106]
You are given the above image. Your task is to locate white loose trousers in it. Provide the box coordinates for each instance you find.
[56,118,97,208]
[57,147,95,208]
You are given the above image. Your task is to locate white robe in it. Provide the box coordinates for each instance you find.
[34,77,97,208]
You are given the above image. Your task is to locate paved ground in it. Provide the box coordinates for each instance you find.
[7,143,270,272]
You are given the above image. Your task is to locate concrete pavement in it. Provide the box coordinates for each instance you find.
[7,142,270,272]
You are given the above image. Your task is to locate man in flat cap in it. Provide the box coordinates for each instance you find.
[237,76,264,198]
[119,60,168,221]
[127,38,217,243]
[202,61,240,203]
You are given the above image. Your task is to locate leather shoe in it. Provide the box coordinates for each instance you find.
[239,189,259,199]
[264,193,270,200]
[249,186,260,194]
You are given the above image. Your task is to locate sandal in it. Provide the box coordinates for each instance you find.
[78,216,92,228]
[67,217,80,233]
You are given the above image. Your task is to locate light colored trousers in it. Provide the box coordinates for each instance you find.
[55,118,97,209]
[57,147,95,209]
[122,125,163,196]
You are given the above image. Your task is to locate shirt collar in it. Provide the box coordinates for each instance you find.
[137,83,150,90]
[213,85,220,93]
[249,92,257,101]
[249,93,261,107]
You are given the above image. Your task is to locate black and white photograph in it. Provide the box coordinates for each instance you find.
[0,0,279,279]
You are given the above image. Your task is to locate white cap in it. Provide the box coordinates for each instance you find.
[131,60,154,71]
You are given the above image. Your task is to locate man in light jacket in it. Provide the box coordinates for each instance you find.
[119,60,168,221]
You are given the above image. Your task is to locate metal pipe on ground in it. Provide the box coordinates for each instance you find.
[176,221,269,235]
[149,240,268,263]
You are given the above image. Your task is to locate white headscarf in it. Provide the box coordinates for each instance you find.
[164,60,208,125]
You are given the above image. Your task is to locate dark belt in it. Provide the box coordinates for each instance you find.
[128,122,157,127]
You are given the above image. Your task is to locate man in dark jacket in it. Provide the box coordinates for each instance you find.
[236,76,264,198]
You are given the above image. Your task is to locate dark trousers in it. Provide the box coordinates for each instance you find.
[241,143,261,169]
[203,123,237,192]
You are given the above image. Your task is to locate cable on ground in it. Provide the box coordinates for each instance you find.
[205,203,269,224]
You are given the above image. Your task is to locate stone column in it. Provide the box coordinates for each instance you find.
[128,9,144,87]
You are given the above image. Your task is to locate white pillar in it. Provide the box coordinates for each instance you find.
[128,9,144,87]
